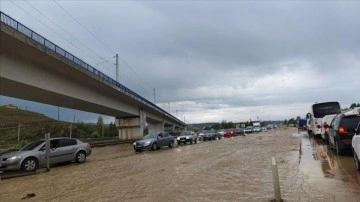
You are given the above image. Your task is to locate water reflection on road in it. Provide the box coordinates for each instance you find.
[299,132,360,201]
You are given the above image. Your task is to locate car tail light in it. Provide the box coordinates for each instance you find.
[338,127,346,134]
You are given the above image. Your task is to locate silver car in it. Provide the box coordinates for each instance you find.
[0,137,92,171]
[133,132,174,151]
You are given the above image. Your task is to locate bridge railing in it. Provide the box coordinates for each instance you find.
[0,11,184,125]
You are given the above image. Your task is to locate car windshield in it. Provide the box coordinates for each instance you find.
[143,133,158,139]
[20,140,44,151]
[180,132,191,136]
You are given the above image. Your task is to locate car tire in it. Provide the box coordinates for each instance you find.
[177,141,181,145]
[324,133,329,145]
[169,141,174,148]
[190,140,193,144]
[75,151,87,163]
[335,140,343,155]
[21,157,38,171]
[151,143,157,151]
[195,139,197,144]
[135,149,142,152]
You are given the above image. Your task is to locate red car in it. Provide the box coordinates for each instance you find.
[224,129,237,138]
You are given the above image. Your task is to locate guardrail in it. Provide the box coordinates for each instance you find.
[0,11,184,125]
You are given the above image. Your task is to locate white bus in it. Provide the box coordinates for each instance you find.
[306,101,341,137]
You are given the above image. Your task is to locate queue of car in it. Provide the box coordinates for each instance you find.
[0,125,269,173]
[310,106,360,171]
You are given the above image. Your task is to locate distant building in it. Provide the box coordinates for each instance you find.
[3,104,18,109]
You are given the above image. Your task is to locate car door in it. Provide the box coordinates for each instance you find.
[353,123,360,157]
[49,139,62,164]
[162,133,170,146]
[58,139,77,162]
[157,133,165,147]
[329,115,339,147]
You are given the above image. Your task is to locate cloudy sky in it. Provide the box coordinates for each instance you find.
[1,1,360,124]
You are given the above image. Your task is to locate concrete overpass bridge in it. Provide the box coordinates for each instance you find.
[0,12,186,140]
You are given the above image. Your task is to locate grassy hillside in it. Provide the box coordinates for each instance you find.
[0,107,117,149]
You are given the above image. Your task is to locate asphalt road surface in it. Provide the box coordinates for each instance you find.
[1,127,360,201]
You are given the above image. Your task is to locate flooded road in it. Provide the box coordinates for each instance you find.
[1,127,360,201]
[298,132,360,201]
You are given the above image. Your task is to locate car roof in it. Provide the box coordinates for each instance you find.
[343,108,360,116]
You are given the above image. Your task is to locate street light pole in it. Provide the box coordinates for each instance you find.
[115,54,119,82]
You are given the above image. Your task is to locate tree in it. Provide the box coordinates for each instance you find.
[350,103,357,109]
[97,116,104,136]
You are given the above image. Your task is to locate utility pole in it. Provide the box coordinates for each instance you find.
[69,123,72,138]
[115,54,119,82]
[57,106,60,121]
[17,123,21,142]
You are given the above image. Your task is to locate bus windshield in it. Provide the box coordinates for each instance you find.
[312,102,341,118]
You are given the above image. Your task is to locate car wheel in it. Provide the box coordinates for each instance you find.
[190,140,193,144]
[195,139,197,144]
[76,151,87,163]
[169,141,174,148]
[335,140,343,155]
[21,157,38,171]
[177,141,181,145]
[151,143,157,151]
[135,149,142,152]
[325,133,330,145]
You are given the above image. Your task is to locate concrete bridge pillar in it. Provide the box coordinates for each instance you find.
[148,120,165,133]
[115,109,147,140]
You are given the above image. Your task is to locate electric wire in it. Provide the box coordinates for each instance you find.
[8,1,168,109]
[9,1,108,71]
[23,0,116,75]
[52,0,116,55]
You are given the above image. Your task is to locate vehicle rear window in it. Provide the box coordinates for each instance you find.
[340,115,360,132]
[313,102,341,118]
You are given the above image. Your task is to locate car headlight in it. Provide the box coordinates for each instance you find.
[9,156,22,161]
[186,137,190,139]
[177,137,180,140]
[133,142,136,146]
[144,141,151,146]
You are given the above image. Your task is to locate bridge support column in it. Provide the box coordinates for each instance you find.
[115,110,147,140]
[148,120,165,133]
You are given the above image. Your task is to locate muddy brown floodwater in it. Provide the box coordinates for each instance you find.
[1,127,360,202]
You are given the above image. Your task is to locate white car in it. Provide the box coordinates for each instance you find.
[352,116,360,171]
[321,114,336,143]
